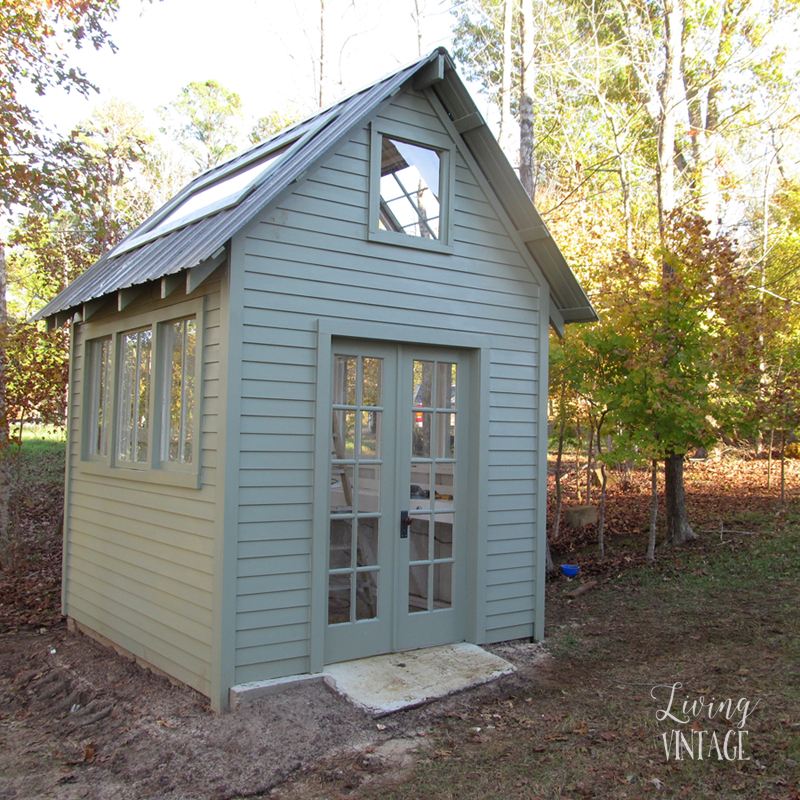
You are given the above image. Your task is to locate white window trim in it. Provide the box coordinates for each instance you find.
[368,120,455,254]
[79,297,205,490]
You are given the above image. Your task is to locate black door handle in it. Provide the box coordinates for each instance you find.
[400,511,413,538]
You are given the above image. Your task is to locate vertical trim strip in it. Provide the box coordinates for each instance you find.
[309,323,333,674]
[471,345,490,643]
[534,292,551,640]
[214,245,241,711]
[62,323,77,613]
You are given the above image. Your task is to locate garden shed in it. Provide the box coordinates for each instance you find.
[36,48,596,711]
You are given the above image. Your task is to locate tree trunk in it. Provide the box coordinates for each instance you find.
[412,0,424,57]
[656,0,684,238]
[586,419,594,506]
[552,390,567,541]
[0,243,12,571]
[657,0,696,548]
[545,536,555,575]
[619,155,633,253]
[519,0,535,199]
[598,464,607,560]
[318,0,327,108]
[781,426,786,506]
[499,0,514,158]
[646,459,658,565]
[575,419,582,502]
[595,412,608,560]
[767,428,774,489]
[664,452,696,544]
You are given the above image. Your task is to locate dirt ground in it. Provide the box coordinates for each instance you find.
[0,624,550,800]
[1,454,798,799]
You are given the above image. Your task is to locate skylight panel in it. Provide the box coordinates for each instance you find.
[113,145,290,256]
[148,155,278,236]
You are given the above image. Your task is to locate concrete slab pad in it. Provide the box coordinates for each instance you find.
[324,643,516,716]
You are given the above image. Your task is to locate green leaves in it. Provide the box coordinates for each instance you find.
[158,80,244,172]
[555,210,762,465]
[0,0,124,209]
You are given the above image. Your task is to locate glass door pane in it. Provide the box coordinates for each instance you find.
[329,354,384,626]
[408,359,457,614]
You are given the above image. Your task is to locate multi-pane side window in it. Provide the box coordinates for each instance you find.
[160,318,196,465]
[117,328,152,464]
[379,137,441,239]
[87,337,112,457]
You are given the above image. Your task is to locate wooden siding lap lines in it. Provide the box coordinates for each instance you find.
[236,605,309,631]
[240,293,538,342]
[235,657,308,685]
[236,588,310,614]
[243,273,538,327]
[238,538,311,559]
[243,257,538,318]
[68,515,213,577]
[235,622,310,649]
[72,470,219,510]
[70,489,216,540]
[66,597,211,693]
[67,577,212,664]
[236,553,310,579]
[237,519,312,542]
[70,530,212,601]
[235,638,308,668]
[237,503,313,525]
[69,553,212,634]
[237,572,310,597]
[238,486,313,507]
[245,234,536,291]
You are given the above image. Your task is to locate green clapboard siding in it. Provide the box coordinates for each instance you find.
[64,281,223,699]
[232,85,545,684]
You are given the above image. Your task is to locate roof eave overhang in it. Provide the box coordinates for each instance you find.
[427,55,596,332]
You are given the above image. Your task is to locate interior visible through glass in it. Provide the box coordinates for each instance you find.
[117,328,152,464]
[379,137,441,239]
[408,358,456,614]
[88,337,112,458]
[329,354,384,625]
[162,318,196,465]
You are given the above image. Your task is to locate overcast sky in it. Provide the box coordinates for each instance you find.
[29,0,474,136]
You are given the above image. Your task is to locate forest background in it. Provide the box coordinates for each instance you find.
[1,0,799,570]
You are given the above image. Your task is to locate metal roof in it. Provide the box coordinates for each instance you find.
[35,48,596,330]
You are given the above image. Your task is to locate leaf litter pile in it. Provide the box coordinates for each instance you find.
[0,444,64,633]
[547,456,800,578]
[0,447,798,799]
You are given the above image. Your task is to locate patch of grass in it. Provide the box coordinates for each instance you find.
[12,426,66,484]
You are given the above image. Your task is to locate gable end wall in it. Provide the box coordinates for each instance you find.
[232,86,546,685]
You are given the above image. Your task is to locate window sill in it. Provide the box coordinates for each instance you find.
[78,459,202,490]
[367,228,453,254]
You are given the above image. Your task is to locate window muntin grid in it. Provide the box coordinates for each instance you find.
[408,360,457,613]
[328,355,384,625]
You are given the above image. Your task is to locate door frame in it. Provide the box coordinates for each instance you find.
[310,318,490,673]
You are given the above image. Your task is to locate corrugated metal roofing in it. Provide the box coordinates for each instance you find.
[34,48,596,327]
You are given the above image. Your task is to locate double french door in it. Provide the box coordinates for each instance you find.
[324,340,468,665]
